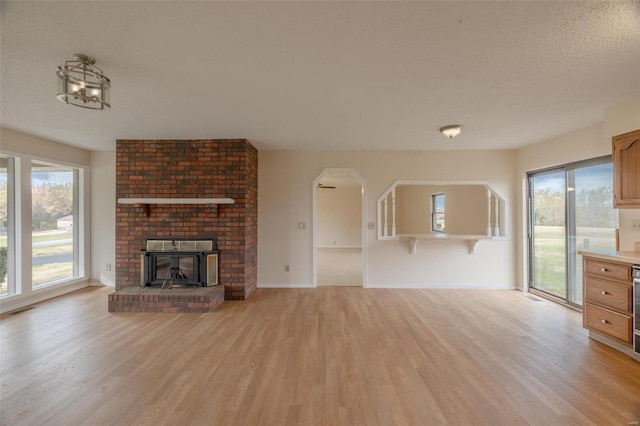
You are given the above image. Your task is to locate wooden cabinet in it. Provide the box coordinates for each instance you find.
[612,129,640,208]
[584,303,633,343]
[583,257,633,345]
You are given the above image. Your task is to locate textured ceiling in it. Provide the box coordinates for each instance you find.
[1,1,639,152]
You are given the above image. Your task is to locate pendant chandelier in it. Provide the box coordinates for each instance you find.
[56,54,111,110]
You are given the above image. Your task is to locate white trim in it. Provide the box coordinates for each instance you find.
[92,281,114,287]
[366,283,517,290]
[316,245,363,249]
[397,233,493,240]
[312,168,368,288]
[0,278,90,314]
[257,282,517,290]
[0,149,90,170]
[5,155,17,295]
[258,283,314,288]
[376,180,508,240]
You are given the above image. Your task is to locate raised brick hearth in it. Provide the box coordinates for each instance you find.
[108,286,224,313]
[112,139,257,313]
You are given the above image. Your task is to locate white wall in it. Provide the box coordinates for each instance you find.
[317,186,362,247]
[515,96,640,290]
[1,128,91,165]
[394,184,488,235]
[90,151,116,285]
[444,185,488,235]
[395,185,430,234]
[258,150,517,288]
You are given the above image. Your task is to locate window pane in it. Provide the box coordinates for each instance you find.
[0,156,10,295]
[433,213,445,232]
[572,163,617,305]
[531,171,567,298]
[434,194,445,212]
[32,161,76,287]
[432,193,445,232]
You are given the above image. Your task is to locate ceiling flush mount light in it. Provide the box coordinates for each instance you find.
[439,124,463,139]
[57,54,111,110]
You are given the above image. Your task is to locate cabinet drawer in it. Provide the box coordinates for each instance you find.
[584,303,632,344]
[584,277,632,313]
[584,259,631,282]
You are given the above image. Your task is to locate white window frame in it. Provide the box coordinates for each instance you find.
[0,156,16,296]
[431,193,445,233]
[31,160,82,289]
[0,151,89,309]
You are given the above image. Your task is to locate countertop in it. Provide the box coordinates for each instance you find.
[578,250,640,265]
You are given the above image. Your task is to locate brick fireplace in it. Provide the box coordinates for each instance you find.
[109,139,257,312]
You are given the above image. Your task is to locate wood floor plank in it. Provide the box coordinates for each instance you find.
[1,286,639,425]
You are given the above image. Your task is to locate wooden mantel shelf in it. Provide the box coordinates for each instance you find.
[118,198,234,205]
[117,198,235,217]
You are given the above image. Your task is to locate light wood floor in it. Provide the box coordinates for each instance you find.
[317,248,362,287]
[1,287,639,425]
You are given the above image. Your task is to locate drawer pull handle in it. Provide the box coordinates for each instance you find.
[600,267,607,272]
[600,290,608,295]
[600,319,608,325]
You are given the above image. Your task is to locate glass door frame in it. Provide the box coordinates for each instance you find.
[527,155,613,308]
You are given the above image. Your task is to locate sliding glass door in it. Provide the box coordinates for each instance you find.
[528,157,617,307]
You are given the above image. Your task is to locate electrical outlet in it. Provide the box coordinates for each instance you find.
[285,265,290,272]
[632,220,640,231]
[106,263,111,271]
[297,222,306,230]
[367,222,375,230]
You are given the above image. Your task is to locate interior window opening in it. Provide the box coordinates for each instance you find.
[431,193,445,233]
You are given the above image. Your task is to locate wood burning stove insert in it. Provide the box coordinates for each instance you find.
[142,238,219,288]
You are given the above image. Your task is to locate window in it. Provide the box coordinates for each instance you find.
[31,161,78,287]
[528,156,617,306]
[0,152,86,301]
[0,156,14,295]
[431,193,445,232]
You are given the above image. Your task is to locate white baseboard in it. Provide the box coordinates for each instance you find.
[257,283,516,290]
[0,279,91,314]
[366,283,517,290]
[258,283,314,288]
[317,245,362,249]
[92,281,114,287]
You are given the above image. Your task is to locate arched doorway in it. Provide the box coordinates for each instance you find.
[312,168,367,287]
